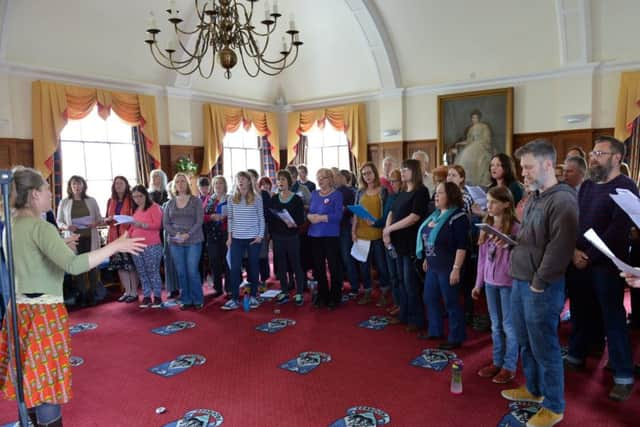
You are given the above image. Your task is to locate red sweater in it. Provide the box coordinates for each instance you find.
[130,203,163,245]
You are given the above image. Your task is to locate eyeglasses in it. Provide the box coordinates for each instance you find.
[361,170,373,176]
[589,150,613,158]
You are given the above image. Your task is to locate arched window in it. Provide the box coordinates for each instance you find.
[305,120,350,180]
[223,123,261,187]
[60,105,137,209]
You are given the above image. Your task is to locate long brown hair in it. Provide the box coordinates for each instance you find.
[400,159,423,190]
[478,186,518,245]
[232,171,256,204]
[358,162,381,191]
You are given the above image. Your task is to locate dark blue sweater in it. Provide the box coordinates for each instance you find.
[576,174,639,267]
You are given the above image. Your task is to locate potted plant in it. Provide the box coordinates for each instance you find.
[175,156,198,176]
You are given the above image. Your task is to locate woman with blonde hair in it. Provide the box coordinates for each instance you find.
[162,172,205,309]
[203,175,229,297]
[222,171,265,310]
[352,162,390,306]
[308,168,344,309]
[148,169,168,205]
[0,167,144,427]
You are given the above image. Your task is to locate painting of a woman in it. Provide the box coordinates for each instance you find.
[454,110,493,187]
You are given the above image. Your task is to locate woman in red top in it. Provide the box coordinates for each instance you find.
[130,185,164,308]
[104,176,139,303]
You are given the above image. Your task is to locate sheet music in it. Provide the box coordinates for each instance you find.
[475,223,518,246]
[610,188,640,229]
[584,228,640,277]
[350,239,371,262]
[114,215,135,225]
[347,205,377,222]
[466,185,487,209]
[270,208,295,225]
[71,215,93,229]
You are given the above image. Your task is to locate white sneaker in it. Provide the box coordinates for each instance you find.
[249,296,260,309]
[221,299,240,311]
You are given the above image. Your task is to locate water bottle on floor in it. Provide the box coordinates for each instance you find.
[450,359,463,394]
[243,290,250,312]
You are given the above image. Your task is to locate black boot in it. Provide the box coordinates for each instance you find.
[26,408,37,426]
[39,416,62,427]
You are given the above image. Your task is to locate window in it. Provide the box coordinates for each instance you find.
[306,120,350,181]
[223,123,261,187]
[60,106,138,211]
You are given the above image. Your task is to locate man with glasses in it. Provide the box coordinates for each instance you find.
[564,136,638,402]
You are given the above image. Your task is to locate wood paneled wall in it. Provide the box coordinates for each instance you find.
[368,128,615,171]
[0,138,34,169]
[159,145,205,179]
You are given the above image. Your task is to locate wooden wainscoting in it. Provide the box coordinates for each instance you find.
[159,145,204,179]
[368,139,437,170]
[0,138,34,169]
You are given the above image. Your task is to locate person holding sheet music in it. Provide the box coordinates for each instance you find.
[565,136,638,402]
[270,170,306,306]
[472,186,520,384]
[56,175,102,307]
[351,162,390,306]
[416,182,469,349]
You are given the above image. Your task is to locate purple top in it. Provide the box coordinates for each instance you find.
[475,223,520,288]
[308,189,343,237]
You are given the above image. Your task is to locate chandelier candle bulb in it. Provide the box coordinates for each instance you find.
[273,1,278,14]
[168,0,176,15]
[148,13,157,30]
[289,14,295,31]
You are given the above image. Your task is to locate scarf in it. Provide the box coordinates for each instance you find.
[415,208,456,259]
[106,196,132,242]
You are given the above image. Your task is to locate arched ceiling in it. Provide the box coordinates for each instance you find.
[1,0,639,105]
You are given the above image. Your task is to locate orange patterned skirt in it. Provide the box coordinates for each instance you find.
[0,303,72,407]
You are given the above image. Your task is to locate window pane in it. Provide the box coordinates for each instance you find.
[87,179,114,212]
[323,146,338,170]
[307,147,322,181]
[61,120,82,141]
[111,144,137,182]
[80,109,108,142]
[61,141,86,181]
[230,148,246,184]
[223,131,243,148]
[246,149,261,174]
[84,143,112,180]
[338,146,350,170]
[106,113,133,143]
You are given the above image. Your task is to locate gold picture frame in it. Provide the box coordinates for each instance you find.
[437,87,514,186]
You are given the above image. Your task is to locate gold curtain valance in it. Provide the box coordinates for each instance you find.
[286,103,367,167]
[615,71,640,141]
[202,103,279,175]
[32,80,160,179]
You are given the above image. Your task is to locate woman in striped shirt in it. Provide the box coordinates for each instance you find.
[223,171,265,311]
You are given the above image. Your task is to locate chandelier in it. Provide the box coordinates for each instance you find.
[145,0,303,79]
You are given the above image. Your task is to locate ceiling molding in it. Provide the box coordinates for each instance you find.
[0,0,11,62]
[165,86,278,110]
[404,63,600,97]
[598,60,640,73]
[287,90,381,111]
[345,0,400,90]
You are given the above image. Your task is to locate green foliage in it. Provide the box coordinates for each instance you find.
[175,156,198,175]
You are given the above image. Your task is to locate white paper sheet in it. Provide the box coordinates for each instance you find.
[466,185,487,209]
[350,239,371,263]
[260,289,282,299]
[114,215,135,225]
[71,215,93,229]
[583,228,640,277]
[610,188,640,229]
[270,208,295,225]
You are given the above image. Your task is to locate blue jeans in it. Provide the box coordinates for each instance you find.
[339,226,359,292]
[511,279,565,414]
[358,239,390,291]
[395,255,424,329]
[485,284,518,372]
[229,238,261,300]
[171,243,203,305]
[386,252,400,306]
[424,269,465,343]
[567,265,634,385]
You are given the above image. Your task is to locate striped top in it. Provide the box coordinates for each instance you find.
[227,193,265,240]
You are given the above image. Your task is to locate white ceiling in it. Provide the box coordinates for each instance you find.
[1,0,639,105]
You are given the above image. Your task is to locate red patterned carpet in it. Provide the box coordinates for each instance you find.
[1,289,639,426]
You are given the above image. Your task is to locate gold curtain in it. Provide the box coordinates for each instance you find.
[202,103,280,174]
[286,103,367,168]
[615,71,640,141]
[32,80,161,179]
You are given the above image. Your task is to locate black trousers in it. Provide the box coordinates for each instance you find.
[273,234,306,295]
[206,234,228,293]
[310,236,343,306]
[73,236,98,303]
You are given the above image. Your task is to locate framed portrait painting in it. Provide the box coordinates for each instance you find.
[438,87,514,187]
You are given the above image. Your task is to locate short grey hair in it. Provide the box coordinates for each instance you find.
[565,156,587,175]
[411,150,429,164]
[514,139,556,164]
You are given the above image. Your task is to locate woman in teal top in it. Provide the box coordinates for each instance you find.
[0,167,144,427]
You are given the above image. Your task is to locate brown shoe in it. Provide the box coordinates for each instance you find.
[388,317,402,325]
[477,363,501,378]
[386,304,398,313]
[492,368,516,384]
[389,307,400,316]
[405,324,418,333]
